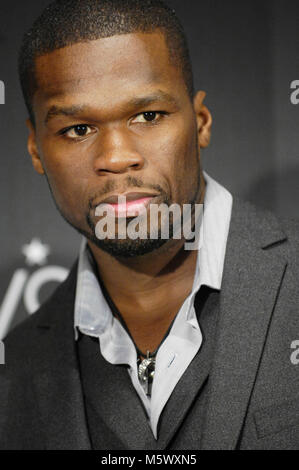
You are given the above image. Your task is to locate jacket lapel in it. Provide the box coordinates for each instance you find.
[77,334,157,450]
[156,287,220,449]
[201,198,288,449]
[32,262,91,449]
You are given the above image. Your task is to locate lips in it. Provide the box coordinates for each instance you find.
[100,191,160,204]
[97,191,160,217]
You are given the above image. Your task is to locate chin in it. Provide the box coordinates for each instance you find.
[89,235,169,258]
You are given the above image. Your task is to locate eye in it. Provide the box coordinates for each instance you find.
[59,124,95,139]
[131,111,165,124]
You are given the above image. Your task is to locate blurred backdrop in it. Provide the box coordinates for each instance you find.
[0,0,298,337]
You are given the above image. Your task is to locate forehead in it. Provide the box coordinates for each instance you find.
[34,32,186,109]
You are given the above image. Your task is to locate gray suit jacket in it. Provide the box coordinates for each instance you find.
[1,197,299,450]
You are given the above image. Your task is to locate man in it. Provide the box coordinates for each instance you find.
[1,0,299,450]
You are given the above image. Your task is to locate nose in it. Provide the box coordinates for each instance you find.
[93,127,145,175]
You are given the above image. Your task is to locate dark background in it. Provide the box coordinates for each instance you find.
[0,0,298,336]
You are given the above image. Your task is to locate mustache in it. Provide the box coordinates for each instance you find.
[88,175,169,210]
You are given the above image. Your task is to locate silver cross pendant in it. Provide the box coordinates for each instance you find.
[138,351,156,396]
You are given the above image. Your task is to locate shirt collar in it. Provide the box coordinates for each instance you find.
[195,170,233,291]
[74,171,233,339]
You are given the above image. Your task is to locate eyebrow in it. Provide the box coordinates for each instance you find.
[44,90,178,125]
[126,91,178,109]
[45,104,85,124]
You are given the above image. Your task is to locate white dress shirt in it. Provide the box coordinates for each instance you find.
[74,171,233,439]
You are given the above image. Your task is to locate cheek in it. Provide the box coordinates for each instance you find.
[39,141,91,221]
[142,118,198,202]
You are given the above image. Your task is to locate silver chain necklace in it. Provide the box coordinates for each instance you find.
[115,313,175,397]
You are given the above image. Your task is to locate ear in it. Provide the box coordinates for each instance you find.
[26,119,45,175]
[193,90,212,148]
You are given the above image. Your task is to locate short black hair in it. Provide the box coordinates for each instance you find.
[18,0,194,125]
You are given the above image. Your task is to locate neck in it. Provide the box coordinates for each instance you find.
[89,237,199,352]
[86,173,206,350]
[90,235,197,298]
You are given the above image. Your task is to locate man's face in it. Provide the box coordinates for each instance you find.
[27,31,211,257]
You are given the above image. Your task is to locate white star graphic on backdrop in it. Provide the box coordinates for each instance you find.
[22,238,51,266]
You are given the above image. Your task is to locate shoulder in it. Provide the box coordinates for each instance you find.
[232,196,299,247]
[278,216,299,268]
[280,215,299,243]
